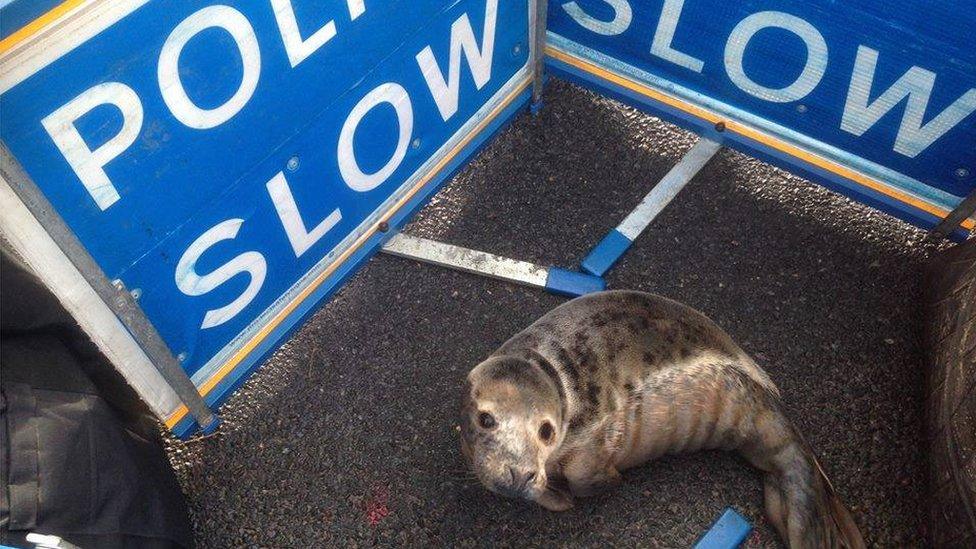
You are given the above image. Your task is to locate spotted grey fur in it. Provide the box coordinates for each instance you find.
[461,291,864,548]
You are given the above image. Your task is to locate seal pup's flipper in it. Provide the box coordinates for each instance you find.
[755,431,865,548]
[537,484,574,512]
[813,458,865,549]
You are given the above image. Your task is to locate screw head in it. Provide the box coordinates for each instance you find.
[286,156,300,172]
[955,167,970,179]
[796,104,808,113]
[378,221,390,233]
[512,43,522,56]
[177,352,187,363]
[130,288,142,300]
[714,121,726,132]
[411,138,421,149]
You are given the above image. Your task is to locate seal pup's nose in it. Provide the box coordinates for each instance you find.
[508,466,537,492]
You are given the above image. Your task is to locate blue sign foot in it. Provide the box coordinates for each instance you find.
[544,267,606,297]
[694,508,753,549]
[580,229,632,277]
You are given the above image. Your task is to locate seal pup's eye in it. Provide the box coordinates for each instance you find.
[478,412,496,429]
[539,421,555,444]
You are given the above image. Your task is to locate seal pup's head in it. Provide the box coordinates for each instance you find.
[460,356,564,503]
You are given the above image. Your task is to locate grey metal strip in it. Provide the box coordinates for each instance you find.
[0,143,217,433]
[531,0,548,104]
[381,232,550,288]
[930,189,976,240]
[616,137,722,240]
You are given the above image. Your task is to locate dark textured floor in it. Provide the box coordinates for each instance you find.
[166,80,936,547]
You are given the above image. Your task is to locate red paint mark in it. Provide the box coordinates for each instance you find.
[364,484,390,526]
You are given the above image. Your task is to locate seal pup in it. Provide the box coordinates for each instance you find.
[460,291,864,548]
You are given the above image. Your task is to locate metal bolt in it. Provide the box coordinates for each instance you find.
[130,288,142,300]
[955,167,970,179]
[411,138,421,149]
[714,121,726,132]
[112,279,125,291]
[286,156,300,172]
[512,43,522,56]
[378,221,390,233]
[177,352,187,363]
[796,104,808,113]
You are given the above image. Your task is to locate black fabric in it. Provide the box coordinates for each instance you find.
[0,248,72,332]
[0,334,194,549]
[0,248,154,430]
[0,250,193,548]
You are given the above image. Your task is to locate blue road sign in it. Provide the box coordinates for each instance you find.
[546,0,976,236]
[3,0,971,437]
[0,0,533,436]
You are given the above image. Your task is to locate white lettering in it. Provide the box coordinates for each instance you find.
[337,82,413,192]
[725,11,827,103]
[416,0,497,121]
[347,0,365,20]
[561,0,632,36]
[650,0,703,72]
[272,0,366,67]
[842,45,976,158]
[272,0,337,67]
[158,5,261,129]
[267,172,342,256]
[175,219,267,329]
[41,82,144,211]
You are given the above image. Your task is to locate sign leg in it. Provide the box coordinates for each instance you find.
[581,137,722,276]
[381,232,604,297]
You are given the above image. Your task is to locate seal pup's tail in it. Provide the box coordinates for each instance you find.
[687,359,865,548]
[757,430,865,549]
[814,456,865,549]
